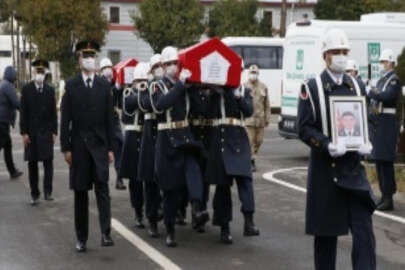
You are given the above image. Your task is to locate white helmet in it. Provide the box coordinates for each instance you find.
[345,59,358,71]
[150,54,162,69]
[161,46,178,63]
[322,28,350,53]
[379,49,395,63]
[133,62,149,81]
[100,58,113,70]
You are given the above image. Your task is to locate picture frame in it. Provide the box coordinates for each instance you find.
[329,96,369,151]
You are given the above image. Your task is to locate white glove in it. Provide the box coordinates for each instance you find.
[179,69,192,84]
[358,142,373,156]
[233,87,241,98]
[401,125,404,134]
[328,143,347,158]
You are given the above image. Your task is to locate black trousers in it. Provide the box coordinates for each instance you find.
[185,153,204,203]
[163,189,180,227]
[212,176,255,226]
[376,160,396,197]
[314,194,376,270]
[28,159,53,198]
[74,181,111,243]
[129,178,144,217]
[4,133,17,176]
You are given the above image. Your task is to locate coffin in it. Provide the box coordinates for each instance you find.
[113,58,138,86]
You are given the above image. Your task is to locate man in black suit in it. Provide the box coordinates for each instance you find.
[60,41,115,252]
[20,59,57,205]
[338,111,361,137]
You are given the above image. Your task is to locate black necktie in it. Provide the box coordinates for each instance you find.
[86,78,92,89]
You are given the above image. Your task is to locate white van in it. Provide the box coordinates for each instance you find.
[279,13,405,138]
[0,35,13,80]
[222,37,284,111]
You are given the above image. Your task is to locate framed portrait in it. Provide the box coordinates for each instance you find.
[329,96,369,151]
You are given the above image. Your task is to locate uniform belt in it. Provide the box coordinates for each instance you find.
[213,118,244,127]
[157,120,189,130]
[382,108,396,114]
[124,124,143,132]
[192,119,214,126]
[144,113,156,120]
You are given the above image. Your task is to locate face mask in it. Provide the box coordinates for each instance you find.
[102,68,113,80]
[166,64,178,78]
[153,67,164,79]
[35,73,45,84]
[82,57,96,72]
[249,73,258,82]
[330,55,348,73]
[147,73,154,82]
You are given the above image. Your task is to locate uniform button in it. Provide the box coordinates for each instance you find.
[221,139,224,142]
[333,177,338,183]
[331,163,335,168]
[170,137,174,140]
[236,149,240,153]
[221,128,225,132]
[221,148,224,152]
[186,139,190,143]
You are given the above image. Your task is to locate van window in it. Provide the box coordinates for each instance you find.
[0,51,11,58]
[230,46,283,69]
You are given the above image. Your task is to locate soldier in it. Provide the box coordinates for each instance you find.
[244,64,271,172]
[204,83,260,245]
[120,62,147,229]
[345,59,366,90]
[151,46,209,247]
[368,49,401,211]
[20,59,57,205]
[99,57,126,190]
[297,28,376,270]
[60,41,115,252]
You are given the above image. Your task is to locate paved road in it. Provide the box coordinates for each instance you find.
[0,123,404,270]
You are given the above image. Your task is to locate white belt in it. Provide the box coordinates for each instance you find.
[124,124,143,132]
[382,108,396,114]
[157,120,189,130]
[213,118,244,127]
[192,119,215,126]
[144,113,156,120]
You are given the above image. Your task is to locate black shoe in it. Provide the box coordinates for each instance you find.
[115,179,126,190]
[157,208,164,222]
[10,170,23,180]
[30,197,39,206]
[76,241,87,253]
[176,211,187,226]
[44,193,54,201]
[377,198,394,211]
[166,233,177,247]
[243,213,260,236]
[148,221,159,238]
[220,225,233,245]
[101,234,114,247]
[135,217,145,229]
[251,160,257,172]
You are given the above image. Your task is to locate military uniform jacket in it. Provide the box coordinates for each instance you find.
[119,89,144,179]
[297,70,376,237]
[368,70,401,162]
[244,80,270,127]
[153,77,203,190]
[205,88,253,185]
[60,74,114,191]
[20,81,57,161]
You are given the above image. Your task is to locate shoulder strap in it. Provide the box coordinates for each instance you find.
[185,91,190,120]
[122,87,135,117]
[349,76,361,97]
[315,75,329,137]
[382,74,396,92]
[302,82,316,122]
[149,81,163,114]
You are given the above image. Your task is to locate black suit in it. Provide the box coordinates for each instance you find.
[20,81,57,198]
[60,74,114,242]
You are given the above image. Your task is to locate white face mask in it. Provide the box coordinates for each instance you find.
[102,68,113,80]
[82,57,96,72]
[166,64,178,78]
[35,73,45,84]
[330,55,348,73]
[153,67,164,79]
[249,73,258,82]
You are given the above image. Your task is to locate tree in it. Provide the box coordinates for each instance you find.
[258,11,273,37]
[314,0,394,21]
[208,0,265,38]
[132,0,204,53]
[18,0,108,79]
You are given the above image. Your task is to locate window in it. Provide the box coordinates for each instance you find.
[108,50,121,65]
[230,46,242,58]
[0,51,12,58]
[240,46,283,69]
[263,11,273,28]
[110,6,120,24]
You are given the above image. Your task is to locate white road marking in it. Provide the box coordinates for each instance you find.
[263,167,405,225]
[111,218,182,270]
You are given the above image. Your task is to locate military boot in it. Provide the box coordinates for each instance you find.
[115,178,126,190]
[192,201,209,228]
[175,210,187,226]
[148,220,159,238]
[377,196,394,211]
[251,160,257,172]
[134,209,145,229]
[243,213,260,236]
[220,224,233,245]
[165,224,177,247]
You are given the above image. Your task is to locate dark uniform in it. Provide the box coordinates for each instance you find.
[297,70,376,270]
[20,68,57,202]
[368,70,401,209]
[120,87,145,226]
[60,41,114,249]
[204,86,259,242]
[152,77,208,246]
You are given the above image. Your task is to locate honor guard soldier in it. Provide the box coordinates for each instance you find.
[100,57,126,190]
[120,62,148,229]
[151,46,209,247]
[368,49,401,211]
[60,41,115,252]
[345,60,366,90]
[297,28,376,270]
[244,64,271,172]
[204,83,260,245]
[20,59,57,205]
